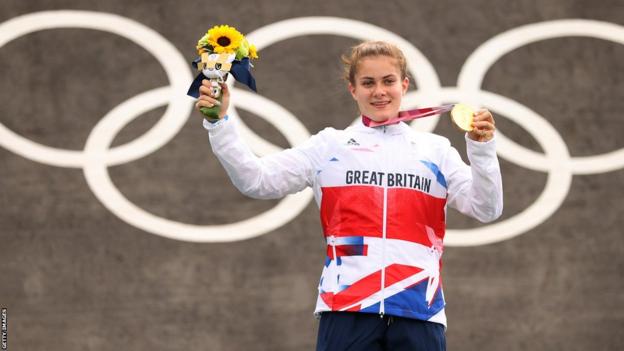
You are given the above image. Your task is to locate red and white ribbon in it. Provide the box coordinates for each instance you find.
[362,104,455,127]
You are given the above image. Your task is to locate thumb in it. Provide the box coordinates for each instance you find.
[219,82,229,94]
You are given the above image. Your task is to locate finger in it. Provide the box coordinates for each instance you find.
[473,110,494,124]
[197,93,221,105]
[473,110,491,119]
[195,100,216,110]
[198,94,220,103]
[196,100,209,108]
[473,108,491,116]
[196,97,220,108]
[199,85,221,96]
[471,121,495,130]
[199,85,212,96]
[196,101,215,108]
[219,82,230,97]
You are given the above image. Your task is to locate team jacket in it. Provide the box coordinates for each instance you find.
[205,115,503,327]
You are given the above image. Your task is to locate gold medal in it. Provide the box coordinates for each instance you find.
[451,103,475,132]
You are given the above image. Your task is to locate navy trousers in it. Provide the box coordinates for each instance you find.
[316,312,446,351]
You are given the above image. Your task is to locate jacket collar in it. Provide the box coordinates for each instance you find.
[354,115,407,135]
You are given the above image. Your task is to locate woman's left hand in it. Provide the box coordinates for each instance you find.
[467,109,496,142]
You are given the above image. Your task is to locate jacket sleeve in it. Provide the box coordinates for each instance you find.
[442,134,503,223]
[203,116,328,199]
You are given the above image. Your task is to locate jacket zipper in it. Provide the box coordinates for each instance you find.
[380,125,388,316]
[380,180,388,316]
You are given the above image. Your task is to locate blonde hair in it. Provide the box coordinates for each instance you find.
[341,41,408,85]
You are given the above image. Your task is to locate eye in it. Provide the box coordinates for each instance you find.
[384,78,396,85]
[362,80,374,87]
[215,63,222,70]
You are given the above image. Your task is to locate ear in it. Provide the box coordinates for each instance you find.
[348,82,357,100]
[401,77,409,95]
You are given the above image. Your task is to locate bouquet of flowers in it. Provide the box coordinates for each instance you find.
[187,25,259,120]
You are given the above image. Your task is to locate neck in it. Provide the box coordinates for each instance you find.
[361,115,398,127]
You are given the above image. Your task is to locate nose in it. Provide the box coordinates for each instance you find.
[372,82,386,97]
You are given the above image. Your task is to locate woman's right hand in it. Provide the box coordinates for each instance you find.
[196,79,230,119]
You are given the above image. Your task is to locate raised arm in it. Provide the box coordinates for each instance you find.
[204,116,328,199]
[443,109,503,223]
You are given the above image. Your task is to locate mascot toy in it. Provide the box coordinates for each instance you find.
[187,25,258,121]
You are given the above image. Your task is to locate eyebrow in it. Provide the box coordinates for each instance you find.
[360,74,397,80]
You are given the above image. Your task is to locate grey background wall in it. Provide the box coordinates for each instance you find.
[1,0,623,350]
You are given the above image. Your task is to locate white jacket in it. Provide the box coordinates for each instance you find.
[205,115,503,327]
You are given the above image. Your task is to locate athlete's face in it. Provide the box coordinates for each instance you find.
[349,56,409,122]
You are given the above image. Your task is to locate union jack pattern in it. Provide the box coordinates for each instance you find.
[206,117,503,328]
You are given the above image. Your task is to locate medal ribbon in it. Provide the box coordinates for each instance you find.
[362,104,455,127]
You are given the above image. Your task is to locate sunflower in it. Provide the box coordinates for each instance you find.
[206,25,243,54]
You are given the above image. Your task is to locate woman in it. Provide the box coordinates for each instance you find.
[196,41,502,351]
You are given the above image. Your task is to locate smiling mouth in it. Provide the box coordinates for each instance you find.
[371,101,390,108]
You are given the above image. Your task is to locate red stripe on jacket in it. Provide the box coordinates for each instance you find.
[320,186,446,246]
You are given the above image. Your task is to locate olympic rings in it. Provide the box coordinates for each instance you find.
[1,12,622,245]
[83,88,313,242]
[445,19,624,245]
[0,11,313,242]
[0,10,193,167]
[458,19,624,175]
